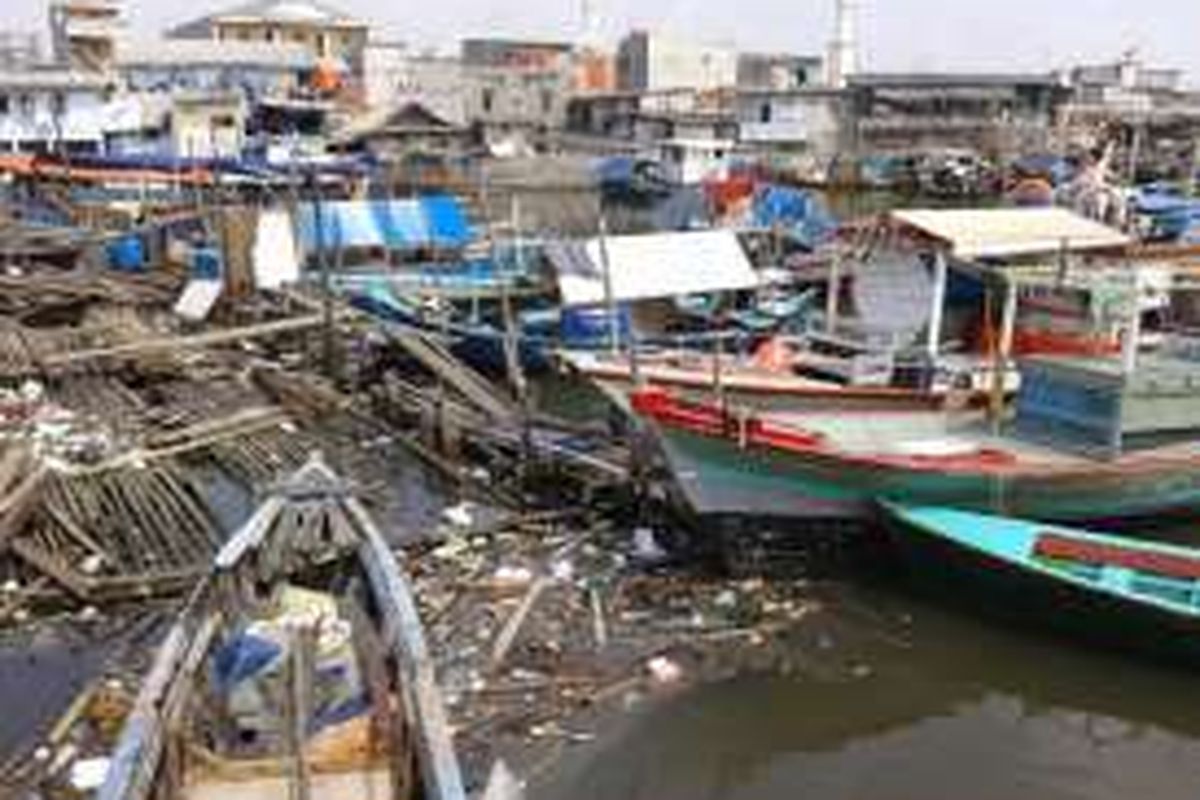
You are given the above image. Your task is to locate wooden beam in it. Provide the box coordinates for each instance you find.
[43,313,342,367]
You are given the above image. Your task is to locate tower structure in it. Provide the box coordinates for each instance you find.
[825,0,859,89]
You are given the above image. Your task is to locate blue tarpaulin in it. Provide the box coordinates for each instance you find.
[751,185,835,248]
[424,194,472,247]
[297,196,473,253]
[106,235,146,272]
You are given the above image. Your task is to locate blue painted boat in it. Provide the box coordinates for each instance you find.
[883,504,1200,665]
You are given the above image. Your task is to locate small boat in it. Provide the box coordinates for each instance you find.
[99,455,466,800]
[883,504,1200,664]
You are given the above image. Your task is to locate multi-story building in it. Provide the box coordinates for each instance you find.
[616,31,738,93]
[0,67,113,153]
[168,0,369,81]
[1060,53,1200,180]
[845,72,1069,157]
[117,38,312,101]
[363,38,574,139]
[48,0,123,72]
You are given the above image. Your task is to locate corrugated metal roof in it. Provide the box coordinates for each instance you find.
[890,207,1132,259]
[549,229,758,307]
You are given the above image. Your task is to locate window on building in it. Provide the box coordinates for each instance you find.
[541,89,554,114]
[51,92,66,117]
[760,102,772,123]
[0,95,9,115]
[17,94,33,118]
[481,88,494,114]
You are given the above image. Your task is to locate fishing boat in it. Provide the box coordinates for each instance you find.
[99,455,466,800]
[631,384,1200,523]
[883,504,1200,664]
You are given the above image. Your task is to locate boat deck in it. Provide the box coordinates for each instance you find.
[185,770,389,800]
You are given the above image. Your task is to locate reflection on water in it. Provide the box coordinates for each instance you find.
[533,582,1200,800]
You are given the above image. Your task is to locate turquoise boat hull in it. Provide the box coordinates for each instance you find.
[884,505,1200,665]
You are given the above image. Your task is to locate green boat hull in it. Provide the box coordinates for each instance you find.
[655,424,1200,524]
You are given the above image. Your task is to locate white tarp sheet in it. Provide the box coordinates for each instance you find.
[253,209,301,289]
[891,207,1131,259]
[174,279,223,321]
[550,230,758,307]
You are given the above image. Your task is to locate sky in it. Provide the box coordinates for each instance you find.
[8,0,1200,83]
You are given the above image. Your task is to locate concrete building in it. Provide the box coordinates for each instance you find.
[735,88,847,168]
[460,38,573,71]
[616,31,738,92]
[846,73,1069,157]
[737,53,823,91]
[118,38,313,101]
[566,89,737,144]
[168,0,370,80]
[1060,53,1200,180]
[169,90,246,157]
[1068,53,1185,114]
[48,0,123,72]
[0,67,113,153]
[364,42,571,137]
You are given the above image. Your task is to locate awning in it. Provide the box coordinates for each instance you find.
[295,196,472,253]
[547,230,758,307]
[890,207,1131,259]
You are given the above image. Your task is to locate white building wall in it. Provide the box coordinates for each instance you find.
[646,35,737,91]
[0,85,108,151]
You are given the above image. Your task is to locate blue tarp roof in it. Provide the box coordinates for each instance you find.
[296,196,472,252]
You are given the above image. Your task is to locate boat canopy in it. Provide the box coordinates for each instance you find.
[295,196,473,253]
[547,229,758,307]
[891,207,1131,260]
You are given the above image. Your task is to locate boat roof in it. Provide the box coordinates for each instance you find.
[547,229,758,307]
[890,207,1132,260]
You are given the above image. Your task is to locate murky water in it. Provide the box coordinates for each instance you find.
[0,628,113,762]
[534,581,1200,800]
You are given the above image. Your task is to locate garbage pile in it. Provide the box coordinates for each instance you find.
[408,508,821,787]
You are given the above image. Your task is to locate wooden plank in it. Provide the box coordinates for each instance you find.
[490,577,551,671]
[8,539,91,601]
[0,465,47,550]
[43,313,339,367]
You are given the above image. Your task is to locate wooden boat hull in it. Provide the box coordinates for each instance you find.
[884,507,1200,665]
[638,395,1200,523]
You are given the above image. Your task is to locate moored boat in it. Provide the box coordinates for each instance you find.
[630,369,1200,523]
[99,456,466,800]
[882,504,1200,665]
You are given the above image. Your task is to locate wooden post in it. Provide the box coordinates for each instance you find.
[285,624,315,800]
[597,215,620,355]
[999,276,1018,362]
[826,248,842,334]
[926,250,948,360]
[1122,272,1142,376]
